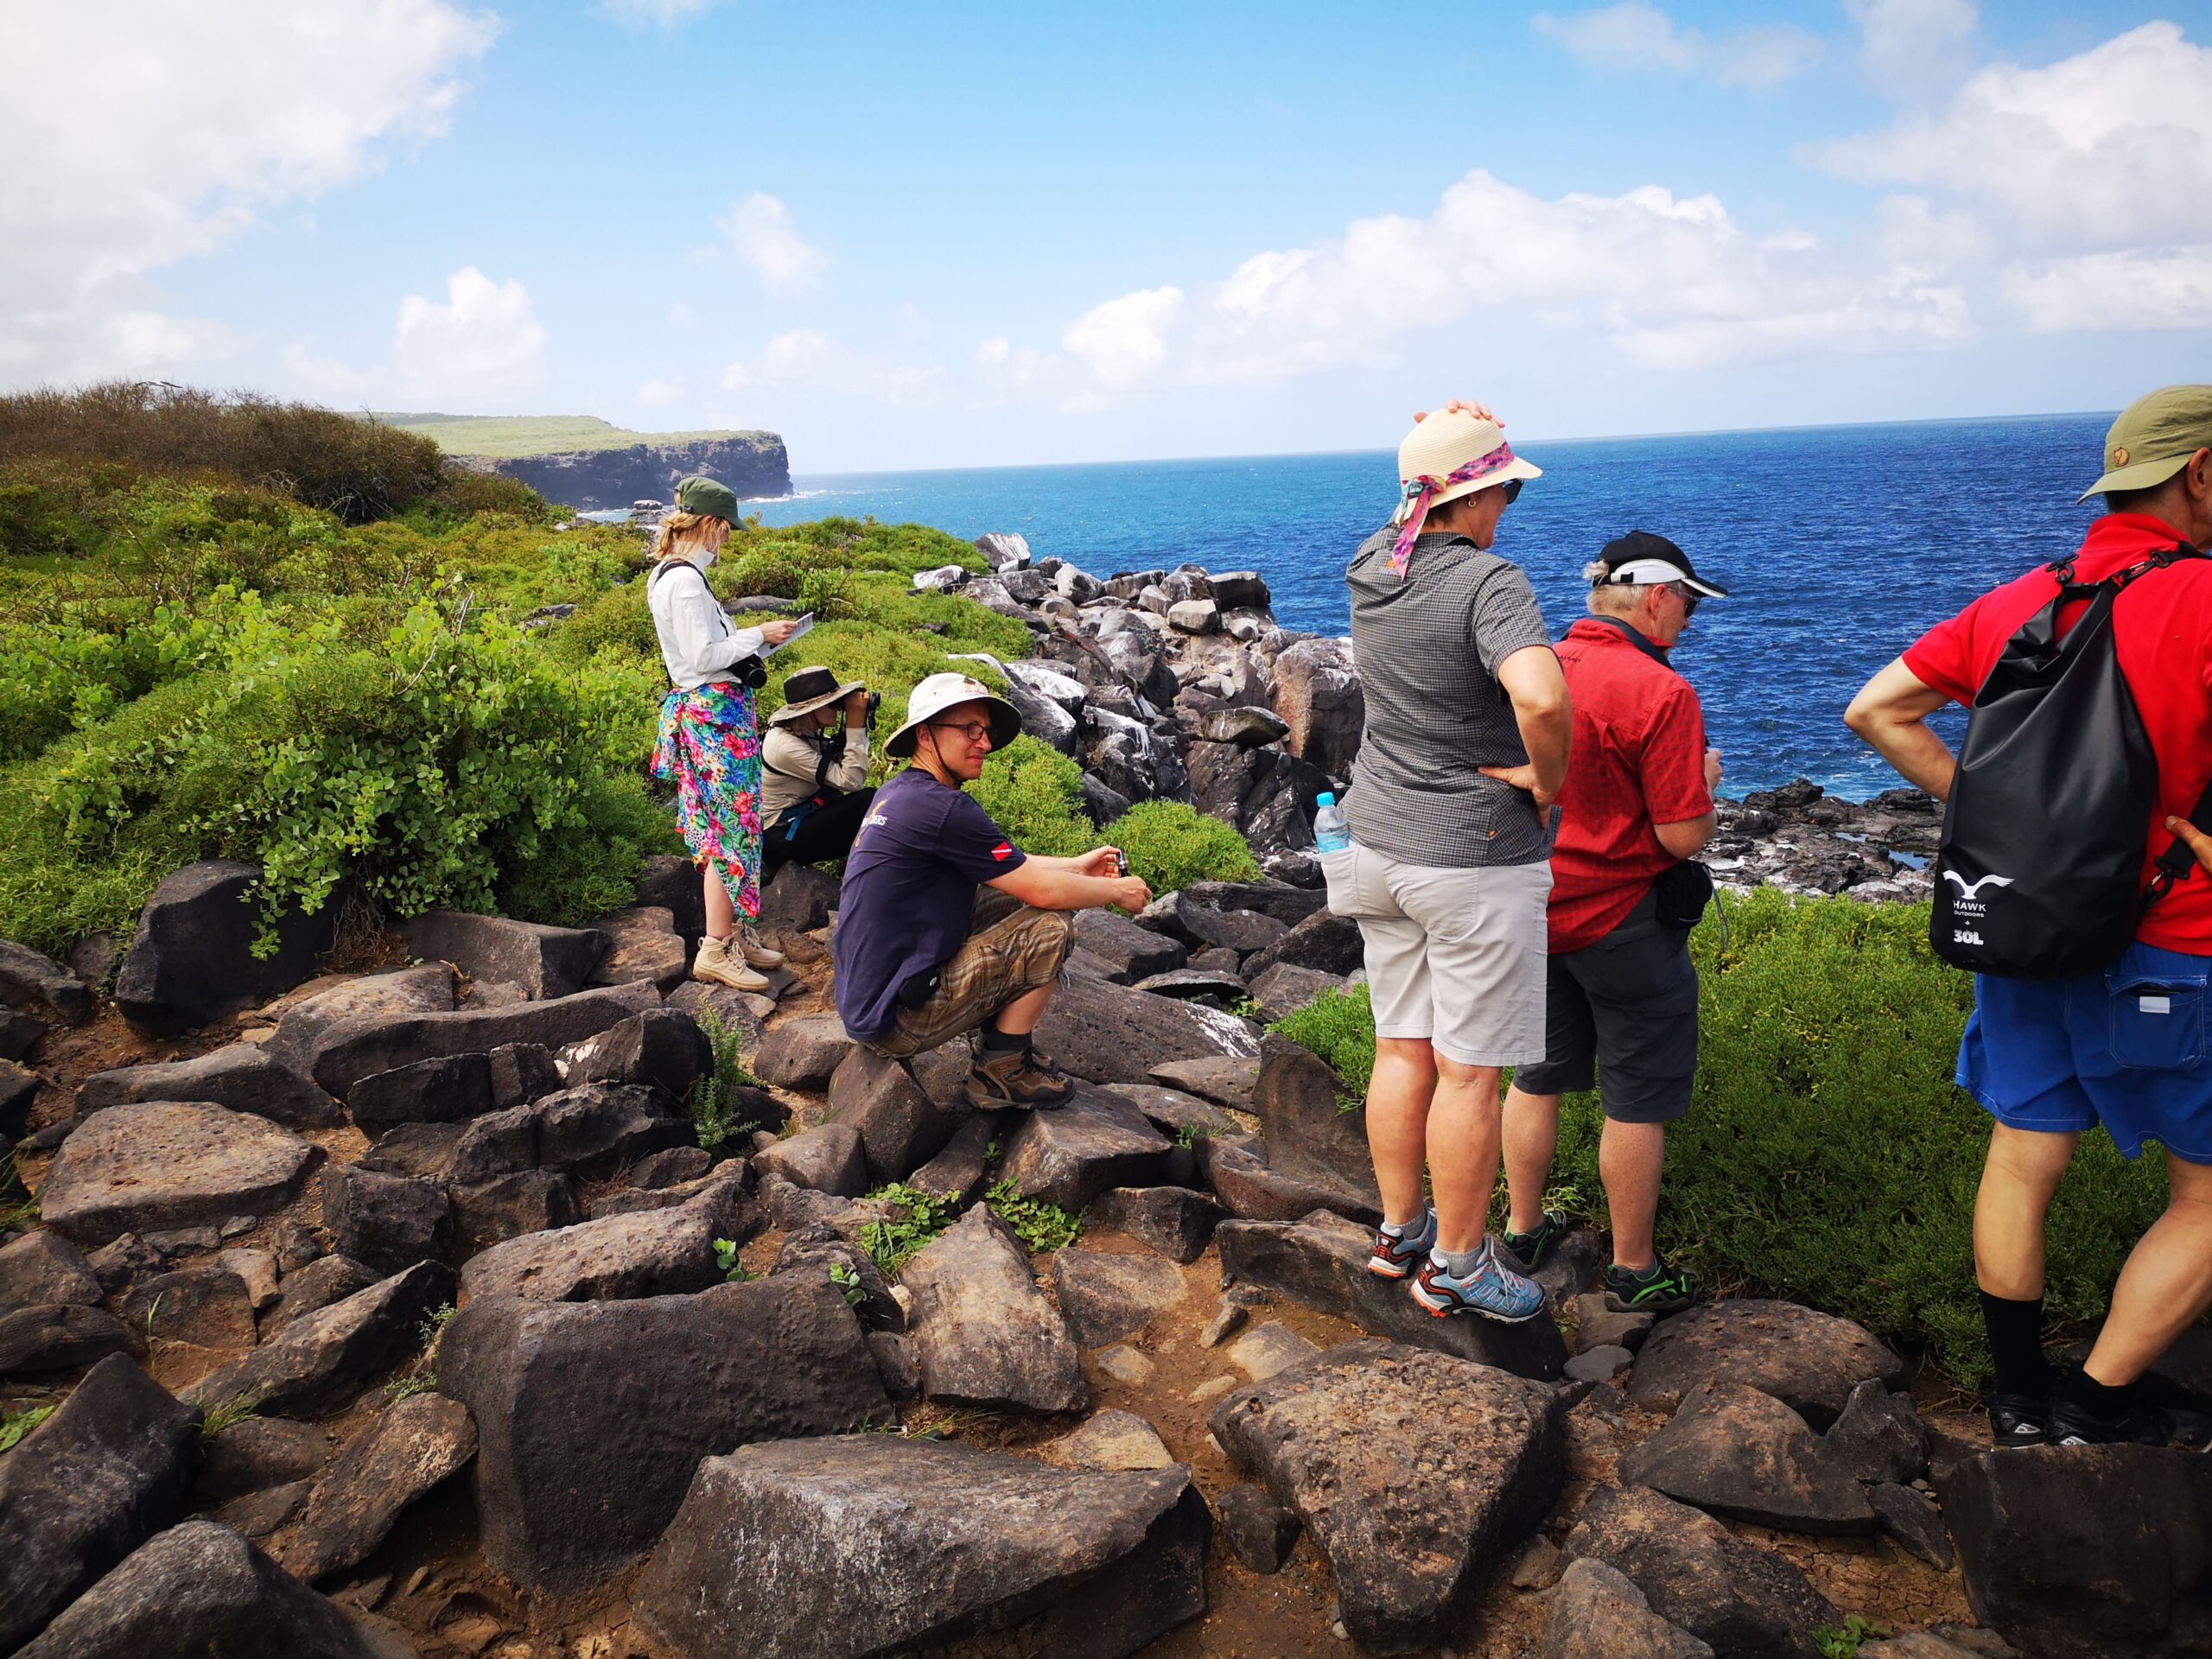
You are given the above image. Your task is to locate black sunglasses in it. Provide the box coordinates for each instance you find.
[1501,478,1523,505]
[1672,583,1701,618]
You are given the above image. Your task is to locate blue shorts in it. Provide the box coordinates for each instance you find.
[1960,941,2212,1163]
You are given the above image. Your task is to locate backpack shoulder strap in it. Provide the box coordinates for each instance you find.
[2143,542,2211,905]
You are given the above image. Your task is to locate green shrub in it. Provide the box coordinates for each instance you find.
[1109,798,1262,890]
[689,1012,766,1154]
[859,1183,963,1275]
[966,735,1095,859]
[986,1179,1084,1254]
[1270,889,2174,1383]
[1272,985,1376,1097]
[0,594,677,956]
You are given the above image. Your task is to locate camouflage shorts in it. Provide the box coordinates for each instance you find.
[868,889,1077,1058]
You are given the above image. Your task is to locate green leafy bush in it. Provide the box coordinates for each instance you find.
[1109,798,1262,890]
[859,1183,963,1276]
[1271,890,2173,1382]
[986,1179,1084,1254]
[690,1012,766,1154]
[1272,984,1377,1096]
[0,383,454,524]
[966,735,1096,859]
[0,592,676,956]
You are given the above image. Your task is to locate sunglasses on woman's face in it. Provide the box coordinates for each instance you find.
[1501,479,1523,505]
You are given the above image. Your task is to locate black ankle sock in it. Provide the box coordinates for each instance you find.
[1980,1291,2058,1397]
[980,1024,1029,1054]
[2066,1367,2136,1420]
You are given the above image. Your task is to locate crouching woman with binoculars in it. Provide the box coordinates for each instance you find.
[762,664,880,876]
[646,476,800,993]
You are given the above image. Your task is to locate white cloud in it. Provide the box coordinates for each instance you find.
[1533,3,1822,89]
[1810,22,2212,255]
[724,329,944,404]
[976,336,1012,365]
[1846,0,1978,104]
[634,375,683,409]
[2005,249,2212,335]
[0,0,498,384]
[721,194,830,297]
[394,267,545,397]
[1062,288,1187,389]
[1056,170,1967,396]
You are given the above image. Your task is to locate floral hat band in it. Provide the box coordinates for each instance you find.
[1388,440,1529,573]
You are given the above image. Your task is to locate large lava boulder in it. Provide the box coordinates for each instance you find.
[115,860,336,1035]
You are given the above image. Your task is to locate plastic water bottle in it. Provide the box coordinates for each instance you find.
[1313,791,1351,854]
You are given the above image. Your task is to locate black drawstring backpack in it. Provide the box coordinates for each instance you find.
[1932,543,2212,979]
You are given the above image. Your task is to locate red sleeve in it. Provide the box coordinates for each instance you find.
[1901,603,1981,706]
[1638,683,1713,826]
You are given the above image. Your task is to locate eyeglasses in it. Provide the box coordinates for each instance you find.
[1501,478,1523,505]
[1669,583,1701,618]
[930,720,995,745]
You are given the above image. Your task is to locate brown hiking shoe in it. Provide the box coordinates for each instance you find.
[966,1045,1076,1110]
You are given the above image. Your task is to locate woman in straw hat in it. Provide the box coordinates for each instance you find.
[646,476,801,992]
[761,664,878,874]
[1327,401,1572,1325]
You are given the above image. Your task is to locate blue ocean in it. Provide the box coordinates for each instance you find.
[750,414,2116,799]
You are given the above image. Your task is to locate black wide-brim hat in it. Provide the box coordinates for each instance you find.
[769,664,867,725]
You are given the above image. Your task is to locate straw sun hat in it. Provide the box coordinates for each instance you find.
[1388,409,1543,569]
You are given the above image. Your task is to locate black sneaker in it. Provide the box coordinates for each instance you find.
[1499,1209,1570,1272]
[2048,1394,2212,1450]
[1986,1392,2050,1449]
[1604,1260,1700,1315]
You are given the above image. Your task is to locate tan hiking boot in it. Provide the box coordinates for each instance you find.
[966,1044,1077,1110]
[739,928,785,970]
[694,934,771,992]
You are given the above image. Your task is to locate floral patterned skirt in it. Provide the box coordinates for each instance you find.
[652,683,764,920]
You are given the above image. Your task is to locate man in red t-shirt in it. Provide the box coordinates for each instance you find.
[1497,531,1726,1315]
[1847,385,2212,1450]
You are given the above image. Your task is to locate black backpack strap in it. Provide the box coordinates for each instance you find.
[2144,542,2212,905]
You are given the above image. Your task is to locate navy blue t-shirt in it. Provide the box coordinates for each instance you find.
[833,766,1028,1042]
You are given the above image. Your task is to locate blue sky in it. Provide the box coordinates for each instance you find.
[6,2,2212,470]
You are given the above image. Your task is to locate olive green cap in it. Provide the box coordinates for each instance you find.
[674,474,741,526]
[2080,385,2212,502]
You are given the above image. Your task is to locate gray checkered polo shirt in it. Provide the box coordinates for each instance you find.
[1343,526,1559,868]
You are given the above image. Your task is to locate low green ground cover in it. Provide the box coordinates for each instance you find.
[1274,887,2171,1382]
[0,387,1258,958]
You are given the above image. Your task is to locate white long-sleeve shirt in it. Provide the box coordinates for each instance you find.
[647,556,766,690]
[761,723,870,820]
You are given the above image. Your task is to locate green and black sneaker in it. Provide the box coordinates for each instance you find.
[1500,1209,1571,1272]
[1605,1259,1700,1315]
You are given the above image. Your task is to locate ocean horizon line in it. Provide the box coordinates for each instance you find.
[786,406,2120,487]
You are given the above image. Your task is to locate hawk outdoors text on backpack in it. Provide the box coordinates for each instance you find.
[1932,543,2212,979]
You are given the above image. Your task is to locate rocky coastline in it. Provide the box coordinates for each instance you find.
[910,532,1942,906]
[0,527,2151,1659]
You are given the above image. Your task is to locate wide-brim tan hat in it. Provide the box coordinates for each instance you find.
[768,664,867,726]
[885,672,1022,760]
[1395,408,1543,522]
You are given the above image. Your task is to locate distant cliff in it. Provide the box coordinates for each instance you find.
[486,434,790,511]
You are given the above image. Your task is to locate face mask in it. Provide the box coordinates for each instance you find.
[684,543,718,571]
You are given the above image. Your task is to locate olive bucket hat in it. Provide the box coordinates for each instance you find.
[2079,385,2212,502]
[674,474,743,526]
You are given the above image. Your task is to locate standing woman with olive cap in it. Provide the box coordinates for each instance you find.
[647,476,800,993]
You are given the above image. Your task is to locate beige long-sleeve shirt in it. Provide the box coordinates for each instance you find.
[761,723,870,822]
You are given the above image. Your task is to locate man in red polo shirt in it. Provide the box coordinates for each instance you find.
[1495,531,1726,1315]
[1847,385,2212,1450]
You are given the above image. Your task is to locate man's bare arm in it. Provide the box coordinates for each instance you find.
[1845,658,1957,800]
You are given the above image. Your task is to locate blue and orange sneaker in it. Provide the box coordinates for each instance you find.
[1366,1208,1437,1279]
[1410,1239,1547,1324]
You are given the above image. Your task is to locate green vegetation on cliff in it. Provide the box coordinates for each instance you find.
[0,384,1251,959]
[1273,889,2169,1383]
[371,412,779,459]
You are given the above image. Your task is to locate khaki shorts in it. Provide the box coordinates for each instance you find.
[1321,842,1551,1067]
[867,888,1076,1058]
